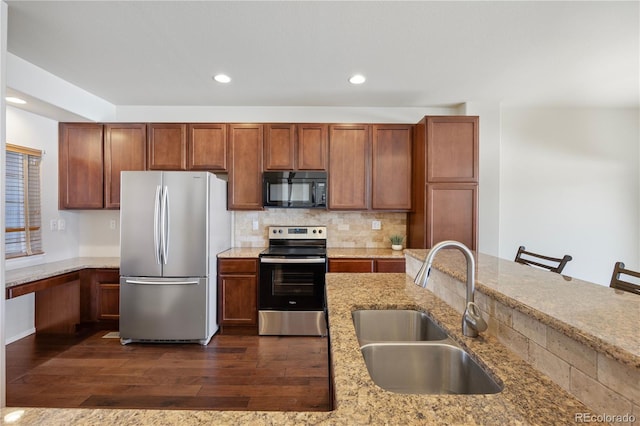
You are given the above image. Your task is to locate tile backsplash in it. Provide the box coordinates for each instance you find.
[233,210,407,248]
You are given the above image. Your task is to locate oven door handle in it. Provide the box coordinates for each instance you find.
[260,257,326,264]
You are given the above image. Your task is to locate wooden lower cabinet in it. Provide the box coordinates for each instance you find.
[80,268,120,327]
[328,258,405,273]
[218,258,258,334]
[35,274,81,335]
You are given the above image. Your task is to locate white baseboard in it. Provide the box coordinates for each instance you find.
[5,328,36,345]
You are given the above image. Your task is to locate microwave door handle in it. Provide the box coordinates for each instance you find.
[311,181,316,205]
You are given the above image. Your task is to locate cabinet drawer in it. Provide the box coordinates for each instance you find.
[328,259,374,273]
[218,258,258,274]
[375,259,406,273]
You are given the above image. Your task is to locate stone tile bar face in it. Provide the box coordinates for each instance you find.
[405,249,640,415]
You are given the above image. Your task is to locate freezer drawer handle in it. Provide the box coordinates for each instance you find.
[125,280,200,285]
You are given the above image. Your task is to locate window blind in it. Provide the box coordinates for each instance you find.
[5,144,43,259]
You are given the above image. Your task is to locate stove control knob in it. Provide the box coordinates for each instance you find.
[272,229,277,234]
[318,229,323,234]
[312,229,317,233]
[278,229,283,234]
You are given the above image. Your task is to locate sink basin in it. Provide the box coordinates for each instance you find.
[360,342,503,395]
[352,309,449,346]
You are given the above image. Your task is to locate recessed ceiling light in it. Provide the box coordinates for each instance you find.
[6,96,27,104]
[213,74,231,84]
[348,74,366,85]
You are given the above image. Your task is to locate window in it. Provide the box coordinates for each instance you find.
[5,143,43,259]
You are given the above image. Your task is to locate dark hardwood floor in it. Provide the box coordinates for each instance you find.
[6,329,331,411]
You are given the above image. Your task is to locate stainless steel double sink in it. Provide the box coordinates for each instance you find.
[352,309,503,395]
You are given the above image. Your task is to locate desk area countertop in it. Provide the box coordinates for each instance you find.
[3,250,620,425]
[5,257,120,290]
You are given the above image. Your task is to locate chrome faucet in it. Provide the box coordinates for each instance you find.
[414,240,487,337]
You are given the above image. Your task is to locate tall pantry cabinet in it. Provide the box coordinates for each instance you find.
[407,116,479,250]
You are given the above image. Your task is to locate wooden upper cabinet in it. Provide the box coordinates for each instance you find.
[425,116,478,183]
[59,123,104,209]
[371,124,412,211]
[297,124,327,170]
[228,124,264,210]
[104,123,146,209]
[426,183,478,250]
[408,116,479,250]
[264,124,296,170]
[147,123,187,170]
[263,123,328,171]
[328,125,370,210]
[188,123,227,171]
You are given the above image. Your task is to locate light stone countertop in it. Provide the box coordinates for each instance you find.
[5,257,120,289]
[2,272,603,425]
[327,247,406,258]
[217,247,266,258]
[3,250,627,425]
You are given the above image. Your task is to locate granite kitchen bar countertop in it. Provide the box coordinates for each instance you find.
[404,248,640,368]
[3,267,607,425]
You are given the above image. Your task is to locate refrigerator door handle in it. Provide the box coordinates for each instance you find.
[153,185,162,265]
[125,279,200,285]
[161,185,170,264]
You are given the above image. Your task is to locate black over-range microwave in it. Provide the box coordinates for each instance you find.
[263,171,327,208]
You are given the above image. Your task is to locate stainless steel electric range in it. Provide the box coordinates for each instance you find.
[258,226,328,336]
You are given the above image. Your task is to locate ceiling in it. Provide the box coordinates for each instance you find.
[5,1,639,110]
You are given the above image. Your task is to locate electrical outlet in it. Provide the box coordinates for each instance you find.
[49,219,58,231]
[252,220,259,231]
[57,219,66,231]
[109,219,117,230]
[372,220,381,230]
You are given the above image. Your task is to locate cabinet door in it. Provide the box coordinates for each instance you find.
[79,268,120,323]
[218,274,258,325]
[328,125,370,210]
[59,123,104,209]
[104,123,147,209]
[147,123,187,170]
[426,183,478,250]
[188,123,227,171]
[371,124,412,210]
[228,124,264,210]
[97,283,120,321]
[328,259,374,272]
[264,124,296,170]
[426,117,479,183]
[297,124,327,170]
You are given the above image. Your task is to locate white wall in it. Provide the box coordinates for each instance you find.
[462,102,501,256]
[500,107,640,285]
[5,107,81,270]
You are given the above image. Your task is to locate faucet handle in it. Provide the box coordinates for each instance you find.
[464,302,487,333]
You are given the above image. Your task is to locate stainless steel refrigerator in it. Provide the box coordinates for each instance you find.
[119,171,231,345]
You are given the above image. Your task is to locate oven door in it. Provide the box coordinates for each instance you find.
[259,257,326,310]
